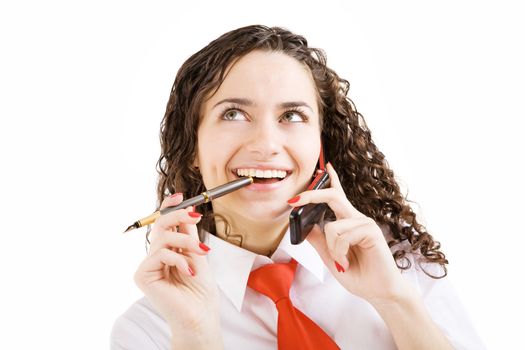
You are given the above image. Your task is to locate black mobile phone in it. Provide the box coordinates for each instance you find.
[289,169,330,245]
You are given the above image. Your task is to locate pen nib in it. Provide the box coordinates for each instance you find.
[123,223,138,233]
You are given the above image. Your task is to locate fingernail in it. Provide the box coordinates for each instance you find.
[334,261,345,273]
[188,211,202,218]
[188,266,195,276]
[199,242,211,252]
[169,192,182,198]
[287,195,301,204]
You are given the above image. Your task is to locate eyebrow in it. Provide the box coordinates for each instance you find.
[212,98,314,112]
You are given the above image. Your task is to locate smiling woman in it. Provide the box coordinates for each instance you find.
[111,25,486,350]
[196,50,321,240]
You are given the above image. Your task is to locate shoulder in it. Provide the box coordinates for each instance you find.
[110,297,171,350]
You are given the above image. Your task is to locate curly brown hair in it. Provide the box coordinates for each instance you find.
[151,24,448,278]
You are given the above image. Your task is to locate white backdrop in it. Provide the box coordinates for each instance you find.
[1,1,523,349]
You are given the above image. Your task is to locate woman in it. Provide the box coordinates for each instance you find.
[111,25,485,349]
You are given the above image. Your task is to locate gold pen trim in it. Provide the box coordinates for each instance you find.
[201,191,210,203]
[135,211,161,229]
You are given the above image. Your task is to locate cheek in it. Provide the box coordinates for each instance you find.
[197,134,237,182]
[288,131,321,163]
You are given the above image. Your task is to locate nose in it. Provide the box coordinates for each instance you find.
[244,117,283,158]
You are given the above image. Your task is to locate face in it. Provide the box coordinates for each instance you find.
[195,50,321,224]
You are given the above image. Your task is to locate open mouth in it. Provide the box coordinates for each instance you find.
[251,177,283,184]
[232,170,292,184]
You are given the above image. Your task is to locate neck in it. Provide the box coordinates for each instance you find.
[213,210,290,257]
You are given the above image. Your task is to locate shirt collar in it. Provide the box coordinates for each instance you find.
[204,228,326,312]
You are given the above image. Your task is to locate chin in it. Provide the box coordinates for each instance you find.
[242,202,292,221]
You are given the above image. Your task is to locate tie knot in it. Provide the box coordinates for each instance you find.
[247,259,298,303]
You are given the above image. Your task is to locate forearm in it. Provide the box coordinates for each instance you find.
[370,282,454,350]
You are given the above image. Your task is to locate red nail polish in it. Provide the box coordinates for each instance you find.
[188,211,202,218]
[334,261,345,273]
[287,195,300,204]
[188,266,195,276]
[199,242,211,252]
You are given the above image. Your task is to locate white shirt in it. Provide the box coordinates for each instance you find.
[111,228,486,349]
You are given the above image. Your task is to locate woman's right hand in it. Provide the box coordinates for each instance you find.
[134,193,222,346]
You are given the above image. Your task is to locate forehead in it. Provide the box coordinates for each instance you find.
[203,50,320,112]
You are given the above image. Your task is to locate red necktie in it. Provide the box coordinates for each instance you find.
[247,259,340,350]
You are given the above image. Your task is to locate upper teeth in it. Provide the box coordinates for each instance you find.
[236,168,287,178]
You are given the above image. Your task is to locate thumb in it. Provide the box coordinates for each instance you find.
[306,224,332,267]
[160,192,184,209]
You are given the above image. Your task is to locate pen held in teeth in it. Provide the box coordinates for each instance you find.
[123,176,253,233]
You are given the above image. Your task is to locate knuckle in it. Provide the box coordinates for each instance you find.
[156,208,190,227]
[172,234,194,250]
[334,235,347,252]
[362,217,380,231]
[323,221,337,236]
[159,247,175,260]
[175,208,194,221]
[150,229,173,246]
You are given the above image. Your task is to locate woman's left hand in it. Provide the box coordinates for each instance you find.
[287,163,411,305]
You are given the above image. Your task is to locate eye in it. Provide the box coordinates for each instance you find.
[220,107,248,121]
[280,109,308,123]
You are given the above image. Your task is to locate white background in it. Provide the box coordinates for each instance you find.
[1,1,523,349]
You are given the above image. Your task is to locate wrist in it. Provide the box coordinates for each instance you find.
[170,321,223,350]
[368,282,454,350]
[369,288,421,322]
[367,279,417,310]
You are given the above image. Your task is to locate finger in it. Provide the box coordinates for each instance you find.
[148,208,202,247]
[160,192,184,210]
[306,224,343,275]
[149,230,210,256]
[288,187,361,219]
[136,248,194,286]
[178,207,201,241]
[330,217,383,269]
[323,219,367,262]
[154,206,202,231]
[322,221,339,258]
[150,193,184,237]
[326,162,343,191]
[324,217,378,251]
[305,224,333,267]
